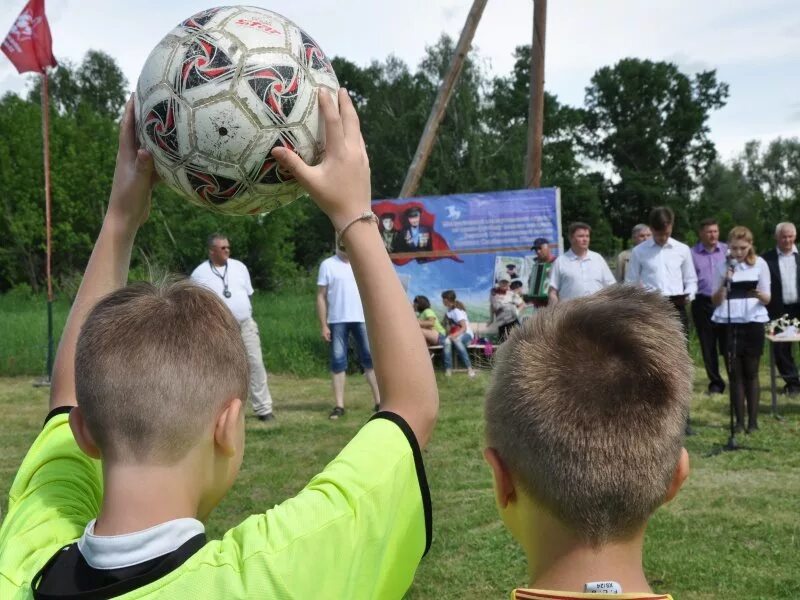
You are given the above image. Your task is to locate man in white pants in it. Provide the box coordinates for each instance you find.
[191,234,275,421]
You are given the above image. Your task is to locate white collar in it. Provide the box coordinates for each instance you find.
[646,237,675,249]
[777,245,798,257]
[78,518,205,570]
[566,249,591,261]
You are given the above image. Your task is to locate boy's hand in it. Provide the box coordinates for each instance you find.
[107,95,158,233]
[271,88,370,232]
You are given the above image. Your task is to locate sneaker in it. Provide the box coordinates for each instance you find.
[468,368,476,378]
[444,369,453,377]
[257,413,275,422]
[329,406,345,420]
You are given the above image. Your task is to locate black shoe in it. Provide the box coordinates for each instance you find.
[708,385,725,395]
[733,423,745,434]
[257,412,275,422]
[782,384,800,396]
[329,406,345,420]
[746,423,759,434]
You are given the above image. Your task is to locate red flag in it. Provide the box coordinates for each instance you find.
[2,0,56,74]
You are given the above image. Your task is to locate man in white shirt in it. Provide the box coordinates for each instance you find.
[626,207,698,335]
[626,207,697,435]
[762,222,800,394]
[191,234,275,421]
[548,222,616,306]
[316,242,381,419]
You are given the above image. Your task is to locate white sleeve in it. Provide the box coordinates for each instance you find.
[316,260,329,286]
[758,258,771,294]
[601,258,616,286]
[625,249,640,284]
[243,265,254,296]
[549,258,561,291]
[682,247,698,298]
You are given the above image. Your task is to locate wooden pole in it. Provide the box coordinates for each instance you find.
[41,71,54,378]
[399,0,488,198]
[525,0,547,188]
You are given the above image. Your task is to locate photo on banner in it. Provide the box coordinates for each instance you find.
[372,188,561,323]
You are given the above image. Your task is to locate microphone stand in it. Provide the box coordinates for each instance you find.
[724,267,740,450]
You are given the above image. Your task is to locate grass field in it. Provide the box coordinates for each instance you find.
[2,367,799,599]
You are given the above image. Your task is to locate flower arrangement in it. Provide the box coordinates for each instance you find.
[766,315,800,337]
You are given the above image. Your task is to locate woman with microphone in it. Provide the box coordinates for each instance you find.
[711,226,771,433]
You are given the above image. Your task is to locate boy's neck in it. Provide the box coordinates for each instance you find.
[94,463,203,536]
[522,512,651,594]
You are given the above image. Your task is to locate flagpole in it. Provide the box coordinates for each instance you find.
[41,69,54,379]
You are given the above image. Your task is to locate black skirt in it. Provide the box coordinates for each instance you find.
[718,322,765,358]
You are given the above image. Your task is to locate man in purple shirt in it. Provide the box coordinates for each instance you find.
[691,217,728,394]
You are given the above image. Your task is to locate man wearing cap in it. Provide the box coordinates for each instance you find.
[379,212,400,253]
[528,237,556,307]
[400,207,433,252]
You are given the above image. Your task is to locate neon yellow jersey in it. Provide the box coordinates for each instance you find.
[0,411,431,599]
[420,308,446,335]
[512,588,673,599]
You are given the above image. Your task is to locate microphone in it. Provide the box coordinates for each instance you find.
[725,251,737,292]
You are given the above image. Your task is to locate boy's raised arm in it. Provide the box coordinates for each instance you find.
[273,89,438,447]
[49,97,156,412]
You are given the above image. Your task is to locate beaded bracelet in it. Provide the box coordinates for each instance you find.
[337,210,379,240]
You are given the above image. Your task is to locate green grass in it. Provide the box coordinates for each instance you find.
[2,369,799,599]
[0,289,330,377]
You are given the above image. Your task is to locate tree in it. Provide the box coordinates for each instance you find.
[584,58,728,237]
[485,46,615,253]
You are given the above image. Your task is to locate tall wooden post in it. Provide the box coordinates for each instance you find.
[399,0,488,198]
[525,0,547,188]
[41,71,54,378]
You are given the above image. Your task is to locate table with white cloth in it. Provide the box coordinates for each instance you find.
[765,333,800,419]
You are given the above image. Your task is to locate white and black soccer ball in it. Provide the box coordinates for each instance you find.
[135,6,339,216]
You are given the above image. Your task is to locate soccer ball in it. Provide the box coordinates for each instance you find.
[135,6,339,216]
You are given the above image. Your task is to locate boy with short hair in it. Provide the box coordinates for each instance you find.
[484,285,691,599]
[0,89,437,598]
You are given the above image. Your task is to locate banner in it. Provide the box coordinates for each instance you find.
[372,188,561,322]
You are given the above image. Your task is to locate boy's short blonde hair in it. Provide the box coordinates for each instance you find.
[485,286,692,545]
[75,279,248,464]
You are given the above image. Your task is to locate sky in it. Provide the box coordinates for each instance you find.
[1,0,799,162]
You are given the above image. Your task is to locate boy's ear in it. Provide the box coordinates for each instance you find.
[483,447,516,508]
[214,398,244,458]
[69,407,101,459]
[664,447,690,504]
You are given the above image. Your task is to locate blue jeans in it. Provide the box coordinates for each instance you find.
[330,322,373,373]
[443,332,473,369]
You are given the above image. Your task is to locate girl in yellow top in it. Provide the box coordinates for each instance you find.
[413,295,446,346]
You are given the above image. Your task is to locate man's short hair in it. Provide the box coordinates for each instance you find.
[698,218,718,230]
[567,222,591,237]
[775,222,796,237]
[510,280,523,290]
[631,223,650,239]
[75,279,249,464]
[207,233,228,249]
[649,207,674,232]
[485,286,691,545]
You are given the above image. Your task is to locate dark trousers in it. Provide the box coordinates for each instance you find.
[719,322,764,429]
[774,303,800,388]
[668,296,694,433]
[668,296,690,340]
[691,294,726,392]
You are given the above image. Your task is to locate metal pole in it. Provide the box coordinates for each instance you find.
[525,0,547,188]
[42,71,54,378]
[398,0,488,198]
